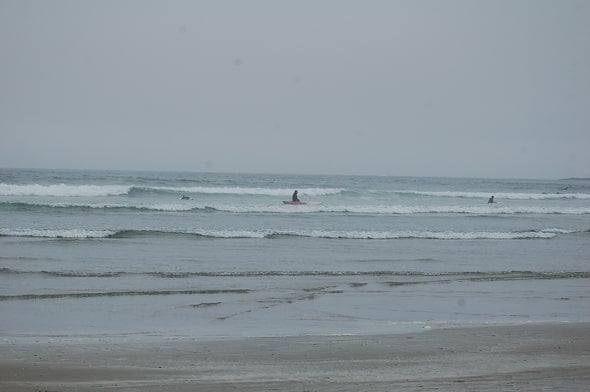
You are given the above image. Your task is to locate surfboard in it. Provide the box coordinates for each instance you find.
[282,200,306,205]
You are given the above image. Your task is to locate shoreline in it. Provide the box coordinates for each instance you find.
[1,322,589,391]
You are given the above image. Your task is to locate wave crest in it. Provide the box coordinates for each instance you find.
[0,229,115,238]
[0,228,577,240]
[0,183,342,197]
[397,190,590,200]
[0,183,131,197]
[147,186,343,197]
[2,200,589,215]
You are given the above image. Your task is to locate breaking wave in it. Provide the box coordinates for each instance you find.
[0,229,116,238]
[4,183,587,200]
[2,200,589,215]
[145,186,343,196]
[0,228,579,240]
[0,183,131,197]
[2,269,588,280]
[396,190,590,200]
[0,183,342,197]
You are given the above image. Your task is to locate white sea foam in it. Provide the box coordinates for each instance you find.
[279,229,561,240]
[1,228,571,240]
[5,200,590,215]
[150,186,343,196]
[0,184,341,197]
[118,228,576,240]
[192,229,267,238]
[207,204,590,215]
[2,201,197,212]
[0,183,131,197]
[398,190,590,200]
[145,228,569,240]
[0,229,115,238]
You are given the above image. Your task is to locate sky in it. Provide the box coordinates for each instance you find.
[1,0,589,179]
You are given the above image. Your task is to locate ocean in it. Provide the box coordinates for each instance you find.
[1,168,589,343]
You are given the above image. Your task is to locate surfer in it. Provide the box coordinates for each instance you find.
[181,195,190,200]
[292,190,300,202]
[488,195,495,204]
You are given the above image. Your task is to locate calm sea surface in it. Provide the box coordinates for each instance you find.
[1,168,589,342]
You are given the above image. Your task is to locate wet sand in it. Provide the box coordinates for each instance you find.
[1,323,589,391]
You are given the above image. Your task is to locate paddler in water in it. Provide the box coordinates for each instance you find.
[292,190,300,202]
[488,195,495,203]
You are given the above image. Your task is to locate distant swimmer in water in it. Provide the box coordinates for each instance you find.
[181,195,190,200]
[292,190,300,202]
[488,195,495,204]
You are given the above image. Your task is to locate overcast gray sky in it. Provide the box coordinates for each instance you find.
[1,0,589,179]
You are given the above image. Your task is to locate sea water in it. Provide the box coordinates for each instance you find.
[1,168,589,342]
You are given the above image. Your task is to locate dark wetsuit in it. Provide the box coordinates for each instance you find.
[292,191,299,202]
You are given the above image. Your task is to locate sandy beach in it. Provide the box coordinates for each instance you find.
[1,323,589,391]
